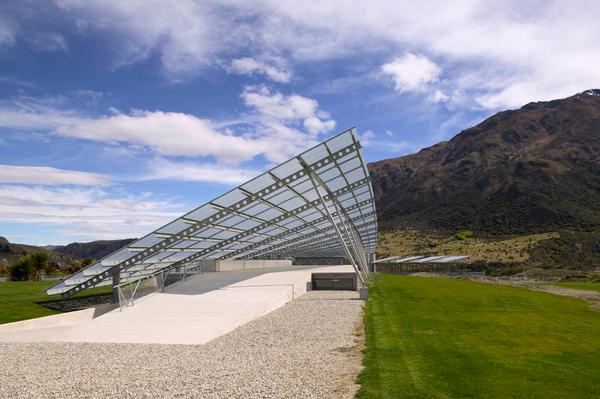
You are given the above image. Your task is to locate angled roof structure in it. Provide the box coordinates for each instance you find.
[46,128,377,297]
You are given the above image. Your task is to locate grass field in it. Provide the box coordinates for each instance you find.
[358,274,600,398]
[0,281,112,324]
[552,281,600,293]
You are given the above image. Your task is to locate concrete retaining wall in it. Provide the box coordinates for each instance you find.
[0,308,95,333]
[216,259,292,272]
[194,260,292,273]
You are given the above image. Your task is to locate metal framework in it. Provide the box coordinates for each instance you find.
[46,128,377,297]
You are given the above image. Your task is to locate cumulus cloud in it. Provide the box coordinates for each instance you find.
[230,57,291,83]
[0,164,110,186]
[51,1,599,108]
[57,110,265,163]
[381,53,441,93]
[238,86,337,162]
[0,89,336,164]
[0,105,259,163]
[428,89,449,104]
[141,158,261,185]
[0,185,184,242]
[241,86,335,135]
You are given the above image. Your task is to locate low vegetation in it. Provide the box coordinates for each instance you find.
[377,229,559,263]
[0,252,94,281]
[358,274,600,398]
[527,230,600,270]
[7,252,50,281]
[377,229,600,276]
[551,281,600,293]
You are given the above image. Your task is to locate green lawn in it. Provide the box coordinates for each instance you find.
[0,281,112,324]
[551,281,600,293]
[358,274,600,399]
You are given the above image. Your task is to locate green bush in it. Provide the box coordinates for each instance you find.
[8,252,48,281]
[528,230,600,269]
[455,230,474,240]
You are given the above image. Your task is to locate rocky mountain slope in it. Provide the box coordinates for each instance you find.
[0,236,135,268]
[369,89,600,235]
[0,236,76,268]
[52,238,136,260]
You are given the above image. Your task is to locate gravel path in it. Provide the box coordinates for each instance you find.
[0,291,364,399]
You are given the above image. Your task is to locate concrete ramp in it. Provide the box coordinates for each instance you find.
[0,265,353,345]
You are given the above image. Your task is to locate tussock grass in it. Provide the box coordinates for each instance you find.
[377,230,558,262]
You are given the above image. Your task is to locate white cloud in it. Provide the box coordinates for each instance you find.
[241,85,335,135]
[359,130,375,147]
[0,16,16,47]
[0,165,110,186]
[56,0,236,80]
[0,185,185,242]
[57,110,265,163]
[26,31,68,52]
[261,1,600,109]
[381,53,441,93]
[0,77,39,89]
[428,89,449,104]
[0,105,260,163]
[303,117,336,136]
[0,89,336,165]
[239,86,337,162]
[230,57,291,83]
[360,129,415,154]
[141,158,261,185]
[50,1,600,106]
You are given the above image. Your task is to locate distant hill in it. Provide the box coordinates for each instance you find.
[53,238,136,260]
[0,236,135,268]
[0,236,76,268]
[369,89,600,235]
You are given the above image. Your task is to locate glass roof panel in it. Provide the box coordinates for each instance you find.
[186,204,219,221]
[241,173,275,194]
[271,158,302,179]
[300,144,328,164]
[46,128,377,296]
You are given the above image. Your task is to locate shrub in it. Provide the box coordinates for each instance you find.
[455,230,474,240]
[8,252,48,281]
[9,257,34,281]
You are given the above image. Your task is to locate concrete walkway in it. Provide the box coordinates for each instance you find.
[0,265,353,345]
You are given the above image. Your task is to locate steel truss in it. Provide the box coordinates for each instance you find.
[46,128,378,297]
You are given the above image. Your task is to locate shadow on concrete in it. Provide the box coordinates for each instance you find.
[164,266,319,296]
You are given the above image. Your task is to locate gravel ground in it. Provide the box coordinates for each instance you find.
[0,290,364,399]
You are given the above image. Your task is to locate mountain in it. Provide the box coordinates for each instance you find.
[53,238,136,260]
[0,236,136,269]
[369,89,600,235]
[0,236,76,268]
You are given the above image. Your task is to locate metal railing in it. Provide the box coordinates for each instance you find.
[114,262,203,311]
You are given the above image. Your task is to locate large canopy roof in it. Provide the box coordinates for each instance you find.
[46,128,377,297]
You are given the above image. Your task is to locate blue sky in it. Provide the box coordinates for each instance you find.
[1,1,599,245]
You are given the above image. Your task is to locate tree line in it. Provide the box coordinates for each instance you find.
[1,253,94,281]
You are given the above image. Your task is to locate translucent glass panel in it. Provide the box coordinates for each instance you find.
[46,128,378,296]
